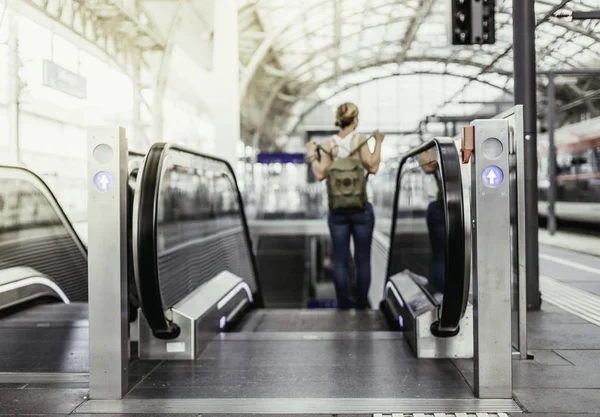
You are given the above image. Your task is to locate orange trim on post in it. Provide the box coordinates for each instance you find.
[461,126,474,164]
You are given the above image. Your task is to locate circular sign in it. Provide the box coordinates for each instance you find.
[92,144,114,164]
[481,137,503,160]
[93,171,113,192]
[482,165,504,188]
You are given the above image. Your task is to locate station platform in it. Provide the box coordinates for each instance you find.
[1,135,600,416]
[0,299,599,415]
[540,228,600,259]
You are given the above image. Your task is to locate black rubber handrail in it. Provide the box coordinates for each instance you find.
[385,138,468,337]
[133,143,264,340]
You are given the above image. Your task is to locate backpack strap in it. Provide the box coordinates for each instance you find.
[316,137,335,158]
[351,135,375,181]
[316,134,372,159]
[348,135,373,157]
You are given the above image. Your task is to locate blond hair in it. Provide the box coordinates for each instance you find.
[335,102,359,129]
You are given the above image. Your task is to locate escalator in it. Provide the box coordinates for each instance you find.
[0,136,479,412]
[128,139,477,407]
[381,138,470,340]
[0,152,144,375]
[0,166,89,374]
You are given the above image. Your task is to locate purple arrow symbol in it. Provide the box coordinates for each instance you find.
[482,165,504,188]
[93,171,113,192]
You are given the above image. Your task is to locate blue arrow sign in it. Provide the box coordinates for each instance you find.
[93,171,113,192]
[482,165,504,188]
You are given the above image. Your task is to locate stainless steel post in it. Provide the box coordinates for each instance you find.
[513,106,529,360]
[547,76,558,235]
[496,105,528,359]
[471,119,513,399]
[512,0,540,311]
[87,127,129,399]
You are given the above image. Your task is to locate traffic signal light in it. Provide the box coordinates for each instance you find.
[451,0,496,45]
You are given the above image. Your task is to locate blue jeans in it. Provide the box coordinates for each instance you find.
[327,203,375,309]
[426,200,445,295]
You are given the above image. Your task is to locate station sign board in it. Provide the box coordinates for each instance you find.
[256,152,305,164]
[43,60,87,99]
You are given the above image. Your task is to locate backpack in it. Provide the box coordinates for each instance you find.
[319,136,371,213]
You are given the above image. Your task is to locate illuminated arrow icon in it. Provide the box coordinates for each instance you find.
[482,165,503,188]
[99,175,109,190]
[93,171,113,192]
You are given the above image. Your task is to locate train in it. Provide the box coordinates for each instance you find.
[442,117,600,226]
[538,116,600,224]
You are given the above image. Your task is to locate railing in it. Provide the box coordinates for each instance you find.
[385,138,468,336]
[0,152,145,315]
[133,143,263,339]
[0,166,88,303]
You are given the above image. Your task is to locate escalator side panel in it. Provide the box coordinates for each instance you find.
[134,144,263,338]
[384,139,468,335]
[0,168,88,302]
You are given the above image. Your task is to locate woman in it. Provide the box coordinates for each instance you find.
[306,102,385,309]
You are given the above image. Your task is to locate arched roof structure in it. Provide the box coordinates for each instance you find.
[238,0,600,149]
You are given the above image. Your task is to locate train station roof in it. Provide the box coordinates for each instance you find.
[18,0,600,149]
[238,0,600,148]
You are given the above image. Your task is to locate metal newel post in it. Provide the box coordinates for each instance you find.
[512,0,541,311]
[88,127,129,399]
[471,119,513,399]
[547,76,558,235]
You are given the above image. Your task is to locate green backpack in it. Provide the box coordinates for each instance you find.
[320,137,371,213]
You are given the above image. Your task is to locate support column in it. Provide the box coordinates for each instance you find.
[512,0,541,310]
[152,80,165,144]
[8,10,21,165]
[547,76,557,235]
[212,0,241,167]
[132,55,144,150]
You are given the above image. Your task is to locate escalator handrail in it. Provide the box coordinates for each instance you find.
[133,143,264,340]
[385,138,468,336]
[0,165,87,259]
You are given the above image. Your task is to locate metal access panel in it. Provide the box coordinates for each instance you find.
[87,127,129,399]
[383,273,474,359]
[138,271,253,360]
[469,119,512,399]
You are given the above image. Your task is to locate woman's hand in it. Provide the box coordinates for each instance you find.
[306,141,318,156]
[373,129,385,142]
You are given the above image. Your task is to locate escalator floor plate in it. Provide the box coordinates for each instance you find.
[125,332,474,400]
[0,303,89,373]
[0,326,88,373]
[236,309,389,332]
[0,302,88,327]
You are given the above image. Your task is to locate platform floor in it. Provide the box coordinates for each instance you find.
[539,228,600,258]
[0,302,598,415]
[540,242,600,297]
[2,245,600,415]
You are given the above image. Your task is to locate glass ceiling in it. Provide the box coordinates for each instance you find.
[239,0,600,149]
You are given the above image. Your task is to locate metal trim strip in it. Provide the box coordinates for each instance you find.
[75,398,522,414]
